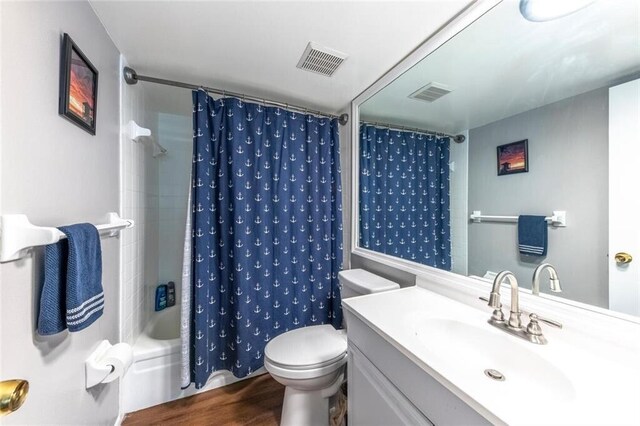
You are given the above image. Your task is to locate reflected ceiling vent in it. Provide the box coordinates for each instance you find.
[296,42,347,77]
[409,82,452,103]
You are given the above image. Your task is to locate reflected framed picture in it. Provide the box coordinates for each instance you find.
[59,33,98,135]
[497,139,528,176]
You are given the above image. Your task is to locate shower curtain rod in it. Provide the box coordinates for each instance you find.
[123,67,349,125]
[360,120,465,143]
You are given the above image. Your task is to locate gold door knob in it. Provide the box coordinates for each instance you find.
[0,379,29,416]
[615,252,633,265]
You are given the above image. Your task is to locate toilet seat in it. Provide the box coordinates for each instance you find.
[264,352,347,380]
[264,325,347,380]
[266,351,346,371]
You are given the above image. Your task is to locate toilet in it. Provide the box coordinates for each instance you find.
[264,269,400,426]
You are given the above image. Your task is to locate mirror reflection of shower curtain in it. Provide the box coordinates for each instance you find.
[359,124,451,270]
[182,90,344,389]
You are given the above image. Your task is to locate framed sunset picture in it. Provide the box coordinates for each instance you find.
[497,139,528,176]
[59,33,98,134]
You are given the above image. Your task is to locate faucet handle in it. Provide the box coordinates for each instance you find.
[479,296,505,322]
[479,295,500,307]
[526,313,562,337]
[531,313,562,329]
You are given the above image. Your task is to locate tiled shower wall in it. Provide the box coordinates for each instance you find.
[449,131,469,276]
[157,113,192,291]
[120,62,160,344]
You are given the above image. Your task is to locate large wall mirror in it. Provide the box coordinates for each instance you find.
[353,0,640,317]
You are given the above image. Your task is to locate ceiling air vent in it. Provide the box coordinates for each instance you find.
[296,42,347,77]
[409,82,452,103]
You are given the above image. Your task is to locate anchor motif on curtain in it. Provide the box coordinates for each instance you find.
[190,90,344,387]
[359,124,451,271]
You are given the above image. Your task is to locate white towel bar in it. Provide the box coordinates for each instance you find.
[470,210,566,227]
[0,212,134,262]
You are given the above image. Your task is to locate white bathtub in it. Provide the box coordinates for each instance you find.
[122,307,264,413]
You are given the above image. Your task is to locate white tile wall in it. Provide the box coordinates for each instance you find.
[449,131,469,276]
[120,62,160,344]
[157,113,192,301]
[120,78,192,344]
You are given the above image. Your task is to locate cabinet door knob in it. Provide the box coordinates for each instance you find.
[0,379,29,416]
[615,252,633,265]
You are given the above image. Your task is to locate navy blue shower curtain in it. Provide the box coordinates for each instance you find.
[189,90,343,387]
[359,124,451,270]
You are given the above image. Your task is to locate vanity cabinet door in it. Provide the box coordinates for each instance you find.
[348,344,433,426]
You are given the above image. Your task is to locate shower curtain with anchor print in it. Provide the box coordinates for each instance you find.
[182,90,344,388]
[359,124,451,271]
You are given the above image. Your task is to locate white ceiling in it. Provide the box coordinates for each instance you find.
[360,0,640,134]
[90,0,473,115]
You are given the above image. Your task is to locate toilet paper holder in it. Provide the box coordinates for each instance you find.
[85,340,133,389]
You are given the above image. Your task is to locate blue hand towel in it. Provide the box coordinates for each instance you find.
[518,215,547,256]
[37,223,103,335]
[37,240,68,335]
[61,224,103,331]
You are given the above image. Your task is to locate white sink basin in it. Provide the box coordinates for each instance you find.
[409,317,576,404]
[343,285,640,425]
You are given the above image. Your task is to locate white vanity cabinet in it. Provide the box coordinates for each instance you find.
[346,310,490,426]
[348,344,433,426]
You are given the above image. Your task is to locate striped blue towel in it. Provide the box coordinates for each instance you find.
[37,240,68,334]
[518,215,547,256]
[37,223,103,335]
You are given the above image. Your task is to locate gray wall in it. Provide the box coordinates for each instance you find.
[1,2,121,424]
[468,88,609,308]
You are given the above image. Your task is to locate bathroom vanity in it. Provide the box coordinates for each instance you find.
[342,276,640,425]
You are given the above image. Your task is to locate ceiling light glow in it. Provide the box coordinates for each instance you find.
[519,0,597,22]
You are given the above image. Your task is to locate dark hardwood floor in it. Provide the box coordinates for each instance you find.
[123,374,284,426]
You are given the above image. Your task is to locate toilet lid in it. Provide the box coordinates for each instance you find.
[265,325,347,369]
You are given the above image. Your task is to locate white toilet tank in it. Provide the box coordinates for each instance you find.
[338,269,400,300]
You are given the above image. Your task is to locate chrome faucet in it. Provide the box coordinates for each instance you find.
[484,270,562,345]
[532,263,562,296]
[488,271,522,329]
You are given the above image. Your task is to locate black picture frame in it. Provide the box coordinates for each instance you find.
[497,139,528,176]
[59,33,98,135]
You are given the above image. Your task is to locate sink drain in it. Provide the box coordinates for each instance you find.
[484,369,505,381]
